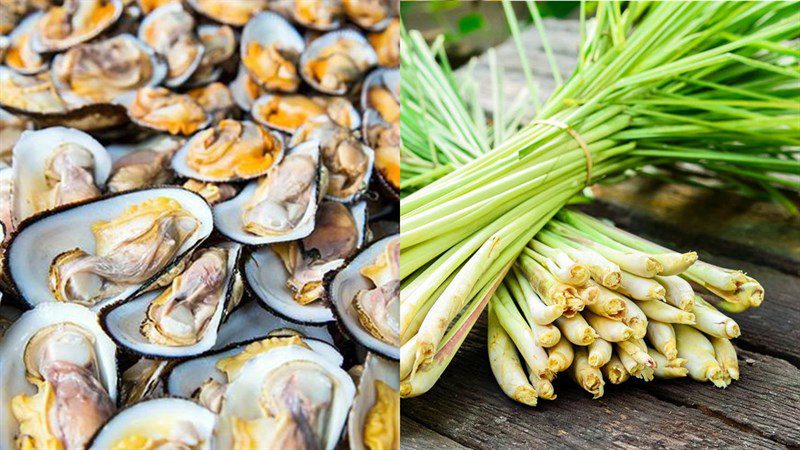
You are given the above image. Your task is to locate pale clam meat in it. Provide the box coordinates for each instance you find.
[188,82,238,125]
[3,12,47,74]
[369,18,400,67]
[353,238,400,346]
[343,0,394,30]
[187,24,236,86]
[349,353,400,450]
[252,94,360,134]
[271,0,343,31]
[106,135,184,193]
[138,2,204,87]
[300,29,377,95]
[31,0,124,52]
[0,67,68,114]
[187,0,269,27]
[182,179,238,205]
[240,12,304,93]
[126,87,210,135]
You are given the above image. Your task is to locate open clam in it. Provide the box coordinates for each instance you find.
[138,2,204,87]
[348,353,400,450]
[369,17,399,67]
[122,86,211,135]
[251,93,361,134]
[343,0,395,31]
[362,68,400,195]
[240,11,305,93]
[106,134,184,193]
[188,82,238,125]
[102,242,243,358]
[30,0,124,53]
[6,187,214,310]
[329,234,399,359]
[187,24,237,87]
[171,119,284,182]
[87,398,216,450]
[229,64,267,112]
[0,302,119,450]
[300,29,377,95]
[271,0,343,31]
[213,140,323,245]
[186,0,269,27]
[245,200,367,324]
[12,127,111,224]
[3,12,47,74]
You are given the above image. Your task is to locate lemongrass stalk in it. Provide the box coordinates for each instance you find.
[617,339,656,368]
[587,338,613,368]
[532,322,561,348]
[401,269,457,344]
[577,285,599,306]
[517,254,579,315]
[585,281,627,320]
[616,345,653,381]
[548,221,663,277]
[538,230,622,288]
[616,271,666,301]
[619,296,648,339]
[488,305,538,406]
[555,313,598,346]
[529,240,590,286]
[547,335,575,373]
[648,348,689,379]
[492,288,550,377]
[655,275,695,311]
[602,354,630,384]
[510,267,564,324]
[646,320,678,360]
[583,311,633,342]
[400,336,416,381]
[692,296,741,339]
[702,276,764,308]
[636,299,696,324]
[683,260,747,292]
[710,336,740,381]
[571,347,605,399]
[532,376,557,401]
[415,236,501,369]
[674,324,727,388]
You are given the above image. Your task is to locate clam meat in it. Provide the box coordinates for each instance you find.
[271,0,343,31]
[369,18,400,67]
[353,238,400,346]
[139,3,204,87]
[182,179,238,205]
[49,196,199,306]
[31,0,123,52]
[106,135,184,193]
[240,12,304,93]
[187,82,237,125]
[127,87,209,135]
[187,0,269,27]
[4,12,46,74]
[343,0,394,30]
[0,67,67,114]
[300,30,377,94]
[252,94,359,134]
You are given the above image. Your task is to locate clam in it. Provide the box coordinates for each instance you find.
[51,34,167,107]
[106,134,184,193]
[122,86,211,135]
[138,2,204,87]
[348,353,400,450]
[229,63,267,112]
[167,334,344,405]
[119,357,171,406]
[215,345,356,450]
[329,234,399,359]
[343,0,395,31]
[251,93,360,134]
[172,119,282,183]
[101,242,243,358]
[186,0,269,27]
[30,0,124,53]
[0,302,118,450]
[369,17,400,67]
[186,24,237,87]
[0,108,32,164]
[362,68,400,195]
[182,179,239,205]
[292,116,375,202]
[213,140,323,245]
[240,11,305,93]
[300,29,378,95]
[6,187,214,310]
[245,201,367,324]
[136,0,180,14]
[3,12,48,74]
[187,82,238,125]
[11,127,111,224]
[271,0,343,31]
[87,398,216,450]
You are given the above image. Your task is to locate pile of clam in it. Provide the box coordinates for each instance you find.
[0,1,399,449]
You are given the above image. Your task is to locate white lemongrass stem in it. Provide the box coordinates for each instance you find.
[517,254,580,316]
[529,240,590,286]
[508,267,564,324]
[618,339,656,367]
[400,336,417,380]
[683,260,747,292]
[674,324,727,388]
[616,345,653,381]
[571,347,605,399]
[703,276,764,308]
[585,281,627,320]
[538,230,621,288]
[602,354,629,384]
[710,336,740,381]
[636,299,696,324]
[646,320,678,360]
[587,338,613,368]
[415,236,501,368]
[656,275,695,311]
[693,296,741,339]
[531,375,557,401]
[532,322,561,348]
[555,313,598,346]
[401,269,457,344]
[617,271,666,301]
[492,287,550,378]
[583,311,633,342]
[547,335,574,373]
[648,348,689,379]
[488,304,538,406]
[577,285,600,306]
[503,276,561,347]
[619,296,648,339]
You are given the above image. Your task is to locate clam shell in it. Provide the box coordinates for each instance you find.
[0,302,119,450]
[87,398,215,450]
[5,187,214,310]
[30,0,125,53]
[138,2,205,88]
[360,67,399,113]
[214,300,334,349]
[251,93,361,134]
[213,140,322,245]
[229,64,265,112]
[299,28,378,95]
[100,242,242,359]
[271,0,343,31]
[328,234,399,360]
[343,0,396,31]
[348,352,400,450]
[186,0,269,27]
[240,11,304,92]
[244,201,368,324]
[4,12,48,75]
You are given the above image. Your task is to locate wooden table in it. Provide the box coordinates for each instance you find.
[401,19,800,449]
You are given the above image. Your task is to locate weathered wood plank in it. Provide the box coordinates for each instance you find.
[402,317,787,450]
[401,416,471,450]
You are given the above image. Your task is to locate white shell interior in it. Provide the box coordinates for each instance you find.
[361,67,399,112]
[102,243,241,358]
[229,64,264,111]
[88,398,216,450]
[213,140,320,245]
[299,29,378,95]
[0,303,118,450]
[7,187,214,310]
[348,353,400,450]
[244,200,367,324]
[167,337,343,399]
[12,127,112,223]
[329,234,399,360]
[138,3,205,88]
